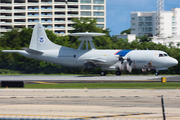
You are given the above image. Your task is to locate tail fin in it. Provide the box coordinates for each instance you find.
[29,23,61,50]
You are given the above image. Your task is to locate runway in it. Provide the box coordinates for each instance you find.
[0,75,179,83]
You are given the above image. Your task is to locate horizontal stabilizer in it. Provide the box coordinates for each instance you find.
[23,48,43,55]
[2,50,21,53]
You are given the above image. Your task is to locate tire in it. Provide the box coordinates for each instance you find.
[115,71,121,76]
[155,72,159,76]
[100,71,106,76]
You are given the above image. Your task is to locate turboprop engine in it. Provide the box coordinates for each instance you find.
[118,56,133,72]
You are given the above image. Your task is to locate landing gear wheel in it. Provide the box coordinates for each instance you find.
[100,71,106,76]
[155,72,159,76]
[115,71,121,76]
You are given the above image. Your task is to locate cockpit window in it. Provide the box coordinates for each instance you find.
[159,54,164,57]
[164,54,168,57]
[159,53,169,57]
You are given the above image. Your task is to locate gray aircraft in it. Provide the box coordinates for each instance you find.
[2,23,178,76]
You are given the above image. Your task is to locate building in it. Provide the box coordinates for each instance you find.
[152,36,180,48]
[116,33,136,43]
[131,8,180,38]
[0,0,106,35]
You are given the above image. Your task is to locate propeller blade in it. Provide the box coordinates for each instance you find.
[118,56,125,70]
[128,66,132,73]
[121,62,125,70]
[118,61,125,70]
[118,61,122,70]
[126,60,132,73]
[126,61,129,69]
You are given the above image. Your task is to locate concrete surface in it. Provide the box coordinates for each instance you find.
[0,75,179,82]
[0,89,179,120]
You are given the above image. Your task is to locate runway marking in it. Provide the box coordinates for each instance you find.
[0,114,84,118]
[33,81,58,84]
[28,80,159,84]
[0,113,151,118]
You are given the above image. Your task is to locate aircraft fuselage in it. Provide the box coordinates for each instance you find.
[17,48,178,71]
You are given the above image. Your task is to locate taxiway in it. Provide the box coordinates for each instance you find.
[0,75,179,83]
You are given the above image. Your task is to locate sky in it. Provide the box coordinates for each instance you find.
[106,0,180,35]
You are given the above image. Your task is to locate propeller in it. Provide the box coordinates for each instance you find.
[118,56,133,72]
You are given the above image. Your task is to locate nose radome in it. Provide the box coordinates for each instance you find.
[170,58,178,66]
[174,59,178,65]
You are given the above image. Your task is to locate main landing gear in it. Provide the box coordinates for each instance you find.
[100,71,122,76]
[100,71,106,76]
[115,71,121,76]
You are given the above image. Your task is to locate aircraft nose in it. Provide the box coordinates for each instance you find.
[169,58,178,66]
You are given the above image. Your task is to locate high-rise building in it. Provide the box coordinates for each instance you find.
[131,8,180,38]
[0,0,106,35]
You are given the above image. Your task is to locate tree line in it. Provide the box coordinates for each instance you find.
[0,18,179,75]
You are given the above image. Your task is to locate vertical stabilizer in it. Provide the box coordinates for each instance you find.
[29,23,61,50]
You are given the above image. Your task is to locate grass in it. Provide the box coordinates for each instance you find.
[22,82,180,89]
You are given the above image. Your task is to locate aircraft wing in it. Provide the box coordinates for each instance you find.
[84,58,106,63]
[84,58,106,68]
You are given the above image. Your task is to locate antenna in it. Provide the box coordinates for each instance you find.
[156,0,164,37]
[69,32,105,50]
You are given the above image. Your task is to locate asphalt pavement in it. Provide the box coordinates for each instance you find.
[0,75,179,83]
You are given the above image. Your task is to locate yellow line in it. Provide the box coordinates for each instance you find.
[34,81,57,84]
[125,114,134,116]
[30,80,159,84]
[138,113,146,115]
[96,116,105,118]
[83,117,90,119]
[0,114,82,118]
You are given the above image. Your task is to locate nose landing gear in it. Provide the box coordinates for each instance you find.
[155,72,159,76]
[155,70,159,76]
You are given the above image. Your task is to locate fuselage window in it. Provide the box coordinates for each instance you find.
[159,54,164,57]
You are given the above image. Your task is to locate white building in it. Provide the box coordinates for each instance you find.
[116,34,136,43]
[152,36,180,48]
[131,8,180,38]
[0,0,106,35]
